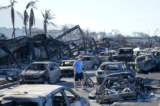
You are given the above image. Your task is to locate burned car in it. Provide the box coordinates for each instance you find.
[135,54,159,73]
[20,61,62,84]
[98,52,110,64]
[96,62,135,84]
[89,72,144,103]
[1,85,90,106]
[82,55,99,70]
[59,60,75,77]
[0,68,22,82]
[117,48,134,61]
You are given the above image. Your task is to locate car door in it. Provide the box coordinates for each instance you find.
[53,63,61,82]
[49,63,56,83]
[62,89,84,106]
[51,90,70,106]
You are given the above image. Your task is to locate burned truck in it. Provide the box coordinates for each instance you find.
[135,53,159,73]
[89,72,145,103]
[116,48,134,61]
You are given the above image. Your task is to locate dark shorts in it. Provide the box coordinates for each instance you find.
[74,72,83,81]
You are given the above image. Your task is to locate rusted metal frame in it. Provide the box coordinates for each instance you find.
[27,41,36,60]
[41,40,51,60]
[0,44,19,65]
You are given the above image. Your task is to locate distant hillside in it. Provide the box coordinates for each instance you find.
[0,8,61,30]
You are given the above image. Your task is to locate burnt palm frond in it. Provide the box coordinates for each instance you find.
[50,22,57,27]
[26,1,33,9]
[41,9,56,36]
[16,11,23,20]
[0,5,11,10]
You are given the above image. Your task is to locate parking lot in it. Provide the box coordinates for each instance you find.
[55,69,160,106]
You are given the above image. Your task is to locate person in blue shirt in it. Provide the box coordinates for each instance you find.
[73,54,85,91]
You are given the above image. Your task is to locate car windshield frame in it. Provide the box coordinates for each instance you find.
[26,63,48,71]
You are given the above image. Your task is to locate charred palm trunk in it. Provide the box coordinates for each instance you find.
[44,21,47,36]
[25,25,27,35]
[11,7,15,38]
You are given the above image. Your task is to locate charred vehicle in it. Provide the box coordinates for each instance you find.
[89,72,144,103]
[96,62,135,84]
[82,55,99,70]
[1,85,90,106]
[59,60,75,77]
[0,68,22,82]
[98,52,109,64]
[117,48,134,61]
[135,54,159,73]
[20,61,62,84]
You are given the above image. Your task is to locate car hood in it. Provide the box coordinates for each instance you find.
[60,66,73,70]
[22,70,46,78]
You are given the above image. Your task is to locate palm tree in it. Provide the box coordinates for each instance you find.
[0,0,17,38]
[28,0,38,36]
[17,2,34,35]
[41,9,56,36]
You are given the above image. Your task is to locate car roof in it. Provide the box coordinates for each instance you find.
[31,61,56,64]
[101,61,122,65]
[136,53,153,58]
[2,85,67,100]
[119,47,132,49]
[61,60,76,62]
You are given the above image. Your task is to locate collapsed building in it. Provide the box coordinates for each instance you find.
[0,25,97,67]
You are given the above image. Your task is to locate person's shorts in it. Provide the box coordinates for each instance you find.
[74,72,83,81]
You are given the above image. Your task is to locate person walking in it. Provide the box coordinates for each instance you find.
[73,54,85,91]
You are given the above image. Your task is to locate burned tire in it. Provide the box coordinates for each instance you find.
[43,78,50,84]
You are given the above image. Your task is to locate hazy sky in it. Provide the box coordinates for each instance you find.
[1,0,160,35]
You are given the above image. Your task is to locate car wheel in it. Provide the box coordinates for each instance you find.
[44,79,50,84]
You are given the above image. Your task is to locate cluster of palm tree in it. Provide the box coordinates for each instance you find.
[0,0,56,38]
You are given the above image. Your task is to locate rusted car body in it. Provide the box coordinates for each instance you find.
[89,72,144,103]
[135,54,159,72]
[59,60,75,77]
[117,48,134,61]
[96,62,135,84]
[81,55,99,70]
[1,85,90,106]
[20,61,62,84]
[98,52,109,64]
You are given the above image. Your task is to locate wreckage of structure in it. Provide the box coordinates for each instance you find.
[0,25,97,67]
[88,72,156,104]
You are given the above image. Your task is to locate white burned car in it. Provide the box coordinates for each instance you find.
[20,61,62,84]
[59,60,75,77]
[1,85,90,106]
